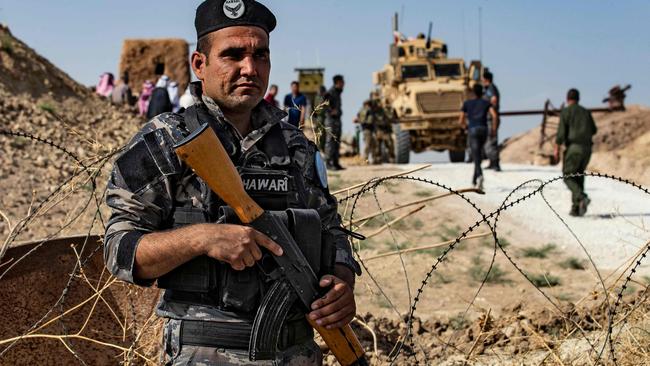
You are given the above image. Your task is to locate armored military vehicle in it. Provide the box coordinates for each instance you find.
[373,14,486,163]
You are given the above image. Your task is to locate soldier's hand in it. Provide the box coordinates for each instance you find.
[198,224,283,271]
[308,272,356,329]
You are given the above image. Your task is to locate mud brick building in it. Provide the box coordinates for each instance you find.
[119,39,190,94]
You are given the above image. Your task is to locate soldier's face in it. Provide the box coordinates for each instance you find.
[192,26,270,113]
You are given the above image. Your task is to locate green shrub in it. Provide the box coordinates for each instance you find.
[469,255,509,284]
[449,313,469,330]
[529,272,561,287]
[522,244,556,259]
[414,190,432,197]
[559,257,586,270]
[0,34,13,54]
[38,102,57,114]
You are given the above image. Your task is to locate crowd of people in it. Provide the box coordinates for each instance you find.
[96,69,350,171]
[97,67,594,219]
[94,72,194,118]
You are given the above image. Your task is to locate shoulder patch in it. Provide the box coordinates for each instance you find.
[115,127,180,193]
[314,152,329,189]
[115,139,160,193]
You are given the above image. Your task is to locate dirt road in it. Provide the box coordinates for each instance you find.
[405,162,650,275]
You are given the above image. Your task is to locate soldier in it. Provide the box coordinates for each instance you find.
[325,75,345,170]
[103,1,360,365]
[373,101,395,164]
[554,88,597,217]
[482,70,501,171]
[354,100,377,163]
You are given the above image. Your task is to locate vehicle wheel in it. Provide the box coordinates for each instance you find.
[394,124,410,164]
[448,150,465,163]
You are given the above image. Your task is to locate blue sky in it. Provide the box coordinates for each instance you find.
[1,1,648,160]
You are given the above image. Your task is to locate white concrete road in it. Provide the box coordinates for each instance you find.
[404,163,650,275]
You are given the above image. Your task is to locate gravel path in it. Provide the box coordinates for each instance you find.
[405,163,650,275]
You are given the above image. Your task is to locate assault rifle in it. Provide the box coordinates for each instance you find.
[174,123,367,365]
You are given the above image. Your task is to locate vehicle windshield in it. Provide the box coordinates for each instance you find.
[433,63,462,78]
[401,64,429,79]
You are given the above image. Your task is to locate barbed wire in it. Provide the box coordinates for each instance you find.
[1,129,648,365]
[340,172,649,364]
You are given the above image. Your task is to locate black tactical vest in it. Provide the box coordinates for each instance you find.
[157,103,329,315]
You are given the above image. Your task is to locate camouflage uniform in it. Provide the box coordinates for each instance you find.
[356,104,376,162]
[373,105,395,164]
[163,319,321,365]
[104,82,360,365]
[556,102,597,214]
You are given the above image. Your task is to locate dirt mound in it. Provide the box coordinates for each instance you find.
[0,25,90,101]
[321,292,648,365]
[501,105,650,185]
[0,26,142,242]
[0,26,158,365]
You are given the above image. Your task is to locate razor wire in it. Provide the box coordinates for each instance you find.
[340,173,650,365]
[0,129,649,365]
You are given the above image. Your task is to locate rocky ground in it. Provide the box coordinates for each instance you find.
[1,24,648,365]
[0,25,143,243]
[324,161,649,365]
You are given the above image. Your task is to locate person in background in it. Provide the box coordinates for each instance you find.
[483,70,501,171]
[283,81,307,128]
[96,72,114,98]
[146,75,173,119]
[554,88,597,217]
[373,100,395,164]
[167,80,181,113]
[264,84,279,107]
[354,100,376,164]
[459,83,498,190]
[110,73,133,106]
[137,80,154,116]
[325,75,345,170]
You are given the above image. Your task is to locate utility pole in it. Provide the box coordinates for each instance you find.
[478,7,483,62]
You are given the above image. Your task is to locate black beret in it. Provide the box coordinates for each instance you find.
[195,0,276,39]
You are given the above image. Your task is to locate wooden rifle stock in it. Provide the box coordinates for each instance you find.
[174,124,367,365]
